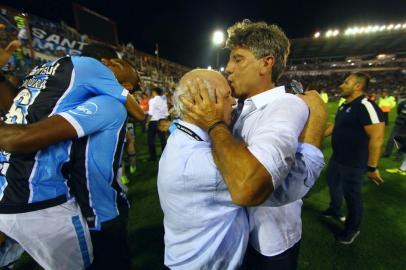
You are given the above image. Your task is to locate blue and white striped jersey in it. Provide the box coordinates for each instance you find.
[0,56,128,213]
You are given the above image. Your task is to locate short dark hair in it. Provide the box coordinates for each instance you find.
[152,87,163,95]
[226,19,290,83]
[352,72,370,91]
[81,44,118,61]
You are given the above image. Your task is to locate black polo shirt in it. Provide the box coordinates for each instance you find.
[332,95,384,169]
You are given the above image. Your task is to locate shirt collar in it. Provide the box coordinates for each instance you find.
[177,120,210,142]
[249,86,286,109]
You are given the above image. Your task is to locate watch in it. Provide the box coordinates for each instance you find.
[367,166,377,172]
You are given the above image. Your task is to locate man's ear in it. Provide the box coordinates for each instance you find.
[122,82,134,92]
[260,55,274,76]
[101,58,112,67]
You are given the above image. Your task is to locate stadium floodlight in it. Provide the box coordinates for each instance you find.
[351,63,355,66]
[394,24,401,30]
[314,32,320,38]
[344,28,352,35]
[379,25,386,31]
[387,24,394,30]
[208,66,212,70]
[372,25,379,32]
[220,67,225,72]
[402,23,406,29]
[212,30,224,70]
[365,26,373,33]
[333,30,339,36]
[325,30,333,38]
[212,30,225,45]
[347,59,352,63]
[368,62,373,66]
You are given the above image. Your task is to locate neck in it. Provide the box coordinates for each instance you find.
[345,92,363,103]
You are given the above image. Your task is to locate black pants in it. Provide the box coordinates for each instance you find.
[241,240,301,270]
[147,120,166,160]
[326,158,365,233]
[382,112,389,126]
[88,214,131,270]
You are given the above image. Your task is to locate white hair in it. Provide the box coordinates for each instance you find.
[173,78,216,119]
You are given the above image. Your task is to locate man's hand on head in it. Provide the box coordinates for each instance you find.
[298,90,328,149]
[180,78,224,131]
[0,24,21,68]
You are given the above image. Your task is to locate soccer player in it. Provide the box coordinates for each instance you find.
[0,45,142,269]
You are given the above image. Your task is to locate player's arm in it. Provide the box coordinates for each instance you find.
[0,96,126,154]
[0,115,77,153]
[364,122,385,185]
[125,94,144,121]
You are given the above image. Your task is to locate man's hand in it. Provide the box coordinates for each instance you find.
[180,78,224,131]
[367,170,384,186]
[298,90,328,149]
[0,24,21,68]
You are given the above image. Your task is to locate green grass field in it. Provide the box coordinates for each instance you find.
[13,102,406,270]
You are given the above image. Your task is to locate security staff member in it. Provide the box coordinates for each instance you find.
[323,72,385,244]
[147,87,169,161]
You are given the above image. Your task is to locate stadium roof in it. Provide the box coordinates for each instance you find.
[290,32,406,63]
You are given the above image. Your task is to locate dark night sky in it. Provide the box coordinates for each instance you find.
[2,0,406,68]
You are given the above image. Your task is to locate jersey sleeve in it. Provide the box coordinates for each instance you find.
[71,56,128,104]
[57,96,127,138]
[359,99,385,126]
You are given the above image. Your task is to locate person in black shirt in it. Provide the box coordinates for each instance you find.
[323,72,385,244]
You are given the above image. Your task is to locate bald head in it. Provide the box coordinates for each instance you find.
[174,69,232,119]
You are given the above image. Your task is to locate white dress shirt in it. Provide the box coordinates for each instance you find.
[158,115,324,268]
[148,95,169,121]
[233,86,310,256]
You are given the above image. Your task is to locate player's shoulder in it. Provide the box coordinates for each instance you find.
[358,97,381,111]
[71,56,107,72]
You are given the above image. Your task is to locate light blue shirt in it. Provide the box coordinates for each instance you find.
[158,118,323,268]
[158,120,249,270]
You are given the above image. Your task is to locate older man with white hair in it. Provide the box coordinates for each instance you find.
[157,68,326,270]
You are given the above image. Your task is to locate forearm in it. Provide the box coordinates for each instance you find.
[368,139,384,167]
[210,125,273,206]
[324,124,334,137]
[0,115,76,153]
[125,95,144,121]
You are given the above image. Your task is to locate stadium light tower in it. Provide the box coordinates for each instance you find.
[212,30,225,70]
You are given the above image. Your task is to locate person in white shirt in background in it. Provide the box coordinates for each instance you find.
[147,87,169,161]
[181,19,328,270]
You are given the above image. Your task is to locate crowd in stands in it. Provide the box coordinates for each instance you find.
[280,70,406,101]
